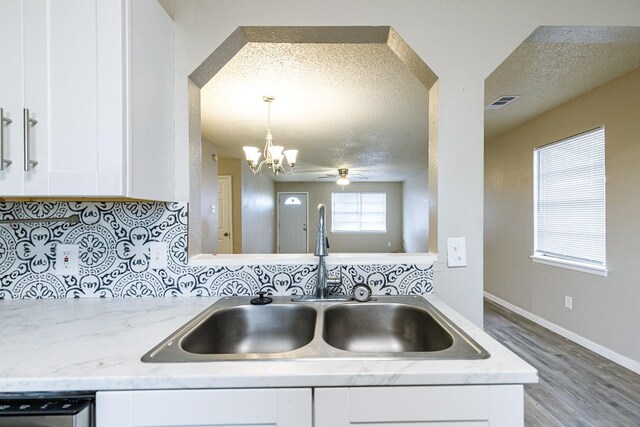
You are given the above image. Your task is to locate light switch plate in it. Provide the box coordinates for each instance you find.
[565,295,573,309]
[447,237,467,267]
[149,242,168,269]
[55,244,79,276]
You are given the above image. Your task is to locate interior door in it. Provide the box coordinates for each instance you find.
[218,175,233,254]
[278,192,308,253]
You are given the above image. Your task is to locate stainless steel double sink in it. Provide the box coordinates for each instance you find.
[142,295,489,362]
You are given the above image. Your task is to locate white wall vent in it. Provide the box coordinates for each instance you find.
[486,95,520,110]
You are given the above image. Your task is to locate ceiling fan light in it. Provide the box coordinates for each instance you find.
[336,176,350,186]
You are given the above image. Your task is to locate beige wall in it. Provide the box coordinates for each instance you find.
[218,159,243,253]
[201,139,218,254]
[174,0,640,325]
[276,182,403,253]
[485,68,640,364]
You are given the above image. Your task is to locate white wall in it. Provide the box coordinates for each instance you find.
[171,0,640,326]
[485,68,640,365]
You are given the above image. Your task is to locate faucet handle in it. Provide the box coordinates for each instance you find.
[326,267,342,287]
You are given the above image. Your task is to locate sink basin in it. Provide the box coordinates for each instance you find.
[142,296,489,362]
[181,304,316,355]
[322,303,453,353]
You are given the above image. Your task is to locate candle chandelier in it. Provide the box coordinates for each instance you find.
[242,96,298,176]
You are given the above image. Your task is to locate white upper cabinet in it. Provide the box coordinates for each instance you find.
[0,0,175,200]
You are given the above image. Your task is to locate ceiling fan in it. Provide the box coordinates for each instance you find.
[317,168,368,186]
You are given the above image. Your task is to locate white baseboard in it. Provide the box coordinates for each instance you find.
[484,291,640,375]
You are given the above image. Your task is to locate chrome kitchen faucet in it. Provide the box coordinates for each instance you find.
[293,204,348,302]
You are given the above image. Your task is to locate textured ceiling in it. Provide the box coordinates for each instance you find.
[200,42,430,182]
[200,26,640,174]
[485,26,640,140]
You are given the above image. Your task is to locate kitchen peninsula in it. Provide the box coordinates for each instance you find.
[0,295,536,426]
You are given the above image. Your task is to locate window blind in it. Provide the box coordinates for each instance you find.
[534,127,606,266]
[331,192,386,233]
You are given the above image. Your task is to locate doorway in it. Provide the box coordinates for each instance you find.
[277,192,308,253]
[217,175,233,254]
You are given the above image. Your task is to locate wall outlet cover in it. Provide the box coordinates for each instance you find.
[55,244,79,276]
[149,242,168,269]
[447,237,467,267]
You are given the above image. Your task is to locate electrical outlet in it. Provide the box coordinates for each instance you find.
[447,237,467,267]
[565,295,573,310]
[149,242,168,269]
[55,244,79,276]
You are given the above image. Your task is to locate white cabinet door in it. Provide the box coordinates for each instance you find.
[96,388,312,427]
[0,0,24,195]
[45,0,101,195]
[22,0,50,195]
[93,0,175,200]
[314,385,524,427]
[126,0,175,201]
[0,0,102,196]
[37,0,102,196]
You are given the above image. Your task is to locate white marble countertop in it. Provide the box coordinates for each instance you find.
[0,295,537,393]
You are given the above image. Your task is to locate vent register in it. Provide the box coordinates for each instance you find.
[485,95,520,110]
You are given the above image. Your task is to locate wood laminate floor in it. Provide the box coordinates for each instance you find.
[483,298,640,427]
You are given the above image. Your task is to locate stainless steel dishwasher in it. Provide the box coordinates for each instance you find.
[0,395,93,427]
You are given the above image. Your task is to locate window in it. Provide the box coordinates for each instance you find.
[331,192,386,233]
[533,127,606,274]
[284,196,302,205]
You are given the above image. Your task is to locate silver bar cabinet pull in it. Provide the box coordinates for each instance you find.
[23,108,38,171]
[0,107,13,171]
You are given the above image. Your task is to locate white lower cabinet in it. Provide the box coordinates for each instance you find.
[96,388,311,427]
[96,385,522,427]
[315,385,524,427]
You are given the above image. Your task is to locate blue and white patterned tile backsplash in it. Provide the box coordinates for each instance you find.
[0,202,433,299]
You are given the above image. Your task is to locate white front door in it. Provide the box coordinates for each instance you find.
[278,192,308,253]
[218,175,233,254]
